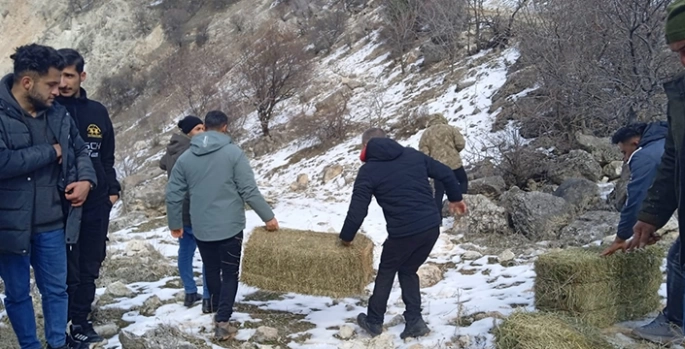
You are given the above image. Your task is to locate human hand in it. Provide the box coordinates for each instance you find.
[53,144,62,164]
[600,237,627,256]
[449,201,467,215]
[626,221,659,251]
[265,218,279,231]
[340,239,351,247]
[171,229,183,238]
[109,195,119,205]
[65,181,92,207]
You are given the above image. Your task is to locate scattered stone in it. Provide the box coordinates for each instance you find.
[553,178,601,214]
[548,150,603,185]
[449,194,510,235]
[498,249,516,266]
[125,240,152,256]
[119,325,202,349]
[467,176,507,199]
[322,164,344,184]
[560,211,620,245]
[105,281,134,298]
[345,304,355,312]
[386,314,405,327]
[94,323,119,339]
[290,173,310,191]
[341,77,366,90]
[461,251,482,260]
[603,161,624,180]
[456,334,471,348]
[251,326,279,343]
[417,264,443,288]
[338,325,355,340]
[500,190,573,241]
[140,295,163,316]
[575,132,622,166]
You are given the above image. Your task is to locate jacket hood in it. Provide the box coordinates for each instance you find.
[639,121,668,147]
[0,74,24,117]
[55,87,88,105]
[190,130,233,156]
[365,138,404,161]
[166,133,192,157]
[428,113,449,127]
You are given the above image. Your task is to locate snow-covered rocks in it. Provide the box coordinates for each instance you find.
[418,264,443,288]
[337,325,356,340]
[322,164,344,183]
[250,326,279,343]
[140,295,163,316]
[105,281,134,298]
[461,251,483,260]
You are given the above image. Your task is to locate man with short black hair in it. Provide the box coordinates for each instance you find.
[340,128,466,339]
[0,43,96,349]
[55,48,121,346]
[166,110,279,341]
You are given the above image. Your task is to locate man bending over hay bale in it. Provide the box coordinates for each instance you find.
[339,127,467,339]
[165,110,280,341]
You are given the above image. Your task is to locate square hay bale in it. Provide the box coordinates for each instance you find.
[241,227,375,298]
[534,246,664,328]
[495,311,614,349]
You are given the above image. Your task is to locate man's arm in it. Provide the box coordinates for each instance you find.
[426,155,463,202]
[0,119,58,180]
[166,160,188,231]
[637,121,678,228]
[233,150,275,222]
[69,115,97,187]
[101,110,121,197]
[339,168,373,242]
[617,153,658,240]
[453,127,466,152]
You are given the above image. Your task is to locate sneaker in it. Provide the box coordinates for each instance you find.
[214,321,238,341]
[632,313,683,345]
[49,338,85,349]
[184,292,202,307]
[202,299,214,314]
[357,313,382,337]
[70,322,107,347]
[400,317,430,339]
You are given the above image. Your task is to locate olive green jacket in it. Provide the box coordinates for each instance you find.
[418,114,466,170]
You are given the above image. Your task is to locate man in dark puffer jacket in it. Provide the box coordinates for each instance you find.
[339,128,467,339]
[0,44,96,349]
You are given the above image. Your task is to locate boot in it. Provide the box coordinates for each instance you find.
[356,313,382,337]
[400,317,430,339]
[214,321,238,341]
[184,292,202,307]
[202,299,214,314]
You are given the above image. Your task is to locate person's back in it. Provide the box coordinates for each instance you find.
[418,114,465,170]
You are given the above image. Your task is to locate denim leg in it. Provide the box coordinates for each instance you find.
[665,237,683,326]
[0,248,41,349]
[202,264,210,300]
[31,229,68,348]
[178,226,198,294]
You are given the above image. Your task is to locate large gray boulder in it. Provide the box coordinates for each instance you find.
[500,190,573,241]
[548,150,603,185]
[560,211,620,245]
[449,194,511,235]
[468,176,507,199]
[553,178,601,214]
[575,132,623,166]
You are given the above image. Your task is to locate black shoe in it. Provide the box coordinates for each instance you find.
[400,317,430,339]
[202,299,215,314]
[184,292,202,307]
[49,337,84,349]
[357,313,382,337]
[70,322,106,345]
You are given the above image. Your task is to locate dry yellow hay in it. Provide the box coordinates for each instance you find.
[534,246,663,327]
[241,227,375,298]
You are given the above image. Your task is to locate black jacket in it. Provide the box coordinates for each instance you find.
[339,138,462,242]
[0,74,97,255]
[160,133,193,227]
[56,88,120,211]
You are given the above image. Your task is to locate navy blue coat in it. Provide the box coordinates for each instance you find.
[0,74,97,255]
[339,138,462,242]
[617,121,668,240]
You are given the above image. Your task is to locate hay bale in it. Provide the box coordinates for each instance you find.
[242,227,375,298]
[495,311,614,349]
[534,246,663,327]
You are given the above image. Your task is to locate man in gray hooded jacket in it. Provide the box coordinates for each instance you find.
[165,110,279,341]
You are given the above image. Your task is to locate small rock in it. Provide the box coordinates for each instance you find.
[251,326,279,343]
[603,161,624,180]
[417,264,443,288]
[105,281,134,298]
[345,304,355,311]
[322,164,344,184]
[386,314,405,327]
[341,77,366,90]
[338,325,355,340]
[174,291,186,303]
[498,249,516,266]
[119,330,145,349]
[603,234,617,245]
[140,295,163,316]
[456,334,470,348]
[461,251,482,260]
[408,345,425,349]
[240,343,259,349]
[125,240,151,256]
[291,173,310,191]
[94,323,119,339]
[369,333,395,349]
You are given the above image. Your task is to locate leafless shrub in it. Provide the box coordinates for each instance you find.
[235,24,312,137]
[161,8,191,47]
[195,20,211,46]
[308,5,348,54]
[391,106,431,139]
[418,0,469,69]
[98,68,145,115]
[379,0,421,74]
[293,91,360,145]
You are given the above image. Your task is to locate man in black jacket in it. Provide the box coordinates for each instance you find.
[0,44,96,349]
[339,128,467,339]
[55,48,121,346]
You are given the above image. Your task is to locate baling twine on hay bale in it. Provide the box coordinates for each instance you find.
[534,246,663,328]
[241,227,375,298]
[495,311,614,349]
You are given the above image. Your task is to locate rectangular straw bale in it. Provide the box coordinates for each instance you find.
[495,311,614,349]
[241,227,375,298]
[534,246,664,327]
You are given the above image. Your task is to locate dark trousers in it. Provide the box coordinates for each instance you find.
[67,203,111,325]
[196,232,243,323]
[434,167,468,216]
[367,227,440,325]
[665,237,684,326]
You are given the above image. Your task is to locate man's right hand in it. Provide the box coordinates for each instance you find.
[53,144,62,164]
[171,229,183,239]
[265,218,279,231]
[448,201,467,215]
[600,237,628,256]
[627,221,659,251]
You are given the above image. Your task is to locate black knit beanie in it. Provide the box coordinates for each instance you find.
[177,115,203,135]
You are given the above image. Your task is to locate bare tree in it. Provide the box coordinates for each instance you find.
[161,8,190,47]
[309,4,348,54]
[418,0,468,70]
[236,24,312,137]
[380,0,420,74]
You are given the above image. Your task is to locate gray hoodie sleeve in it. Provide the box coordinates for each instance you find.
[234,151,275,222]
[166,158,188,230]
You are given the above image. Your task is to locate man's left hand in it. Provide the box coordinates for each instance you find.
[65,181,92,207]
[109,195,119,205]
[340,239,351,247]
[601,237,628,256]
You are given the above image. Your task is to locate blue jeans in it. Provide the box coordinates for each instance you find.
[178,226,209,299]
[0,229,68,349]
[665,237,683,327]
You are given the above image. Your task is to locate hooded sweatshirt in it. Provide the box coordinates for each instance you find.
[418,114,466,170]
[616,121,669,240]
[160,133,193,227]
[339,138,462,242]
[165,131,274,242]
